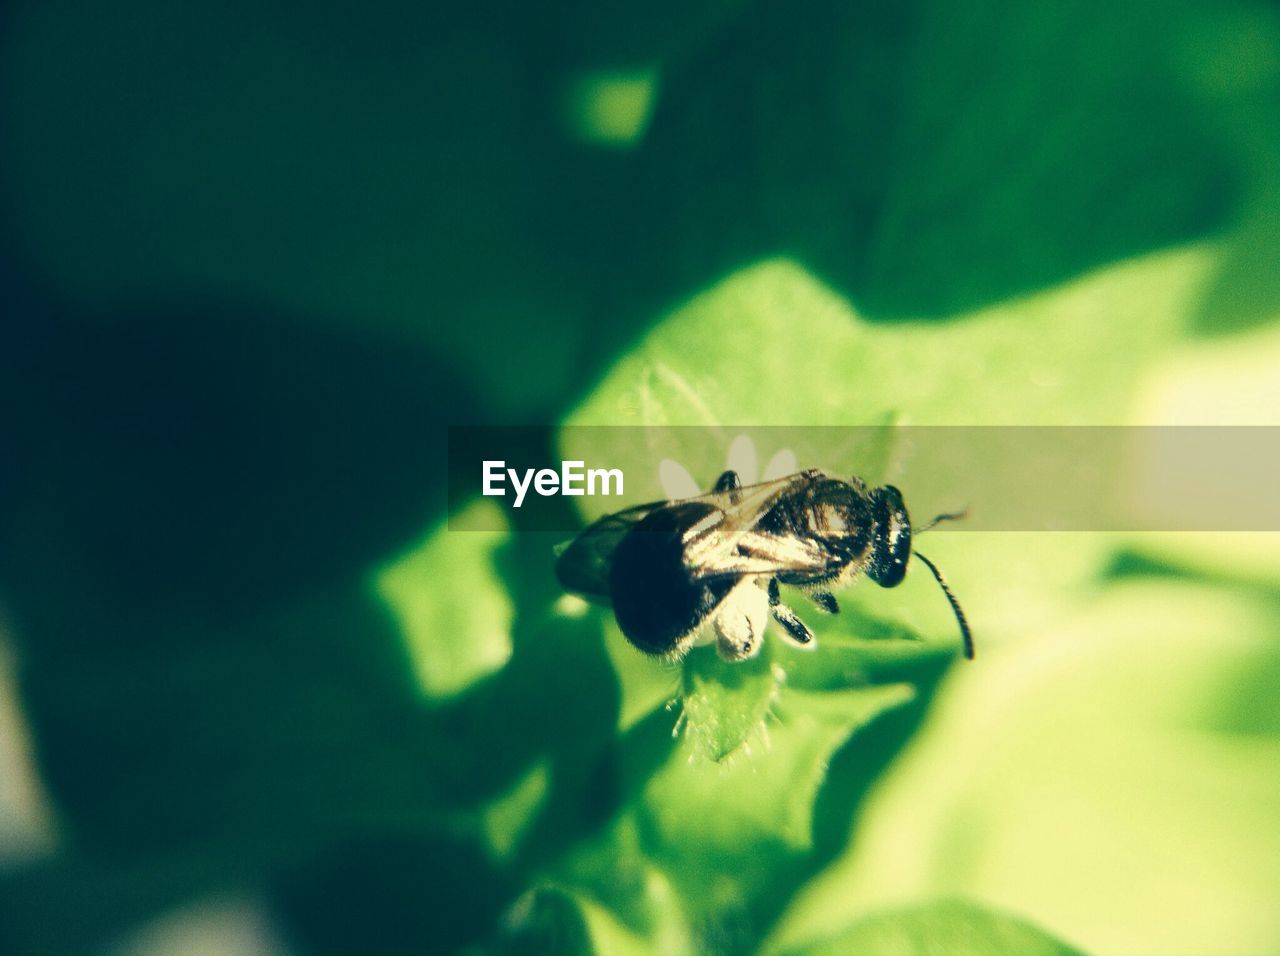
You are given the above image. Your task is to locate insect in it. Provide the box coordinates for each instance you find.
[555,468,973,662]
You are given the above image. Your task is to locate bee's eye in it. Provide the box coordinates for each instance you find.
[867,485,912,588]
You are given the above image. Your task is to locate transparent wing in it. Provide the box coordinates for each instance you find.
[555,470,839,595]
[683,528,842,582]
[675,470,845,581]
[553,501,666,597]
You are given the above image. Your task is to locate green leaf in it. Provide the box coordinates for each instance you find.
[0,1,596,411]
[371,498,514,702]
[597,615,687,734]
[550,816,698,956]
[767,580,1280,956]
[1102,321,1280,598]
[481,760,552,862]
[556,248,1221,947]
[499,885,650,956]
[1177,4,1280,333]
[629,0,1247,320]
[639,683,915,917]
[775,899,1084,956]
[1119,320,1280,587]
[679,643,782,762]
[527,680,908,956]
[566,248,1211,433]
[560,249,1217,660]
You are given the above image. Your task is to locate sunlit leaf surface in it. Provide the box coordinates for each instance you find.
[2,1,1279,953]
[775,899,1083,956]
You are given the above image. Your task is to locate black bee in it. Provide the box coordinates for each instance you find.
[555,468,973,663]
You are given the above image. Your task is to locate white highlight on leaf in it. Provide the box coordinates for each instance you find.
[659,434,800,503]
[763,447,798,480]
[553,594,589,618]
[659,458,701,499]
[727,434,761,484]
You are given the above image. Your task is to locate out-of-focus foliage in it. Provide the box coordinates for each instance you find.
[374,499,514,700]
[1,1,1279,955]
[774,899,1085,956]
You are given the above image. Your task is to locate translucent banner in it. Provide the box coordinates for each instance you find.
[446,426,1280,532]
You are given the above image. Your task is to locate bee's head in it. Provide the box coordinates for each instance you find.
[865,485,975,660]
[866,484,912,588]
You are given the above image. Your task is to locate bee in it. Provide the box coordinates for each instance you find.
[555,468,973,662]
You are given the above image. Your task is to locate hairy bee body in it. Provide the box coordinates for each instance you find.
[607,502,737,657]
[555,469,971,662]
[755,475,874,586]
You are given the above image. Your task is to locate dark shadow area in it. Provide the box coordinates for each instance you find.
[1202,633,1280,738]
[0,575,461,952]
[0,268,493,950]
[620,0,1245,325]
[3,296,472,621]
[0,856,258,956]
[247,470,630,954]
[0,0,637,423]
[6,0,1263,444]
[1193,180,1280,336]
[1101,549,1200,582]
[270,833,517,956]
[1103,548,1280,603]
[0,289,630,952]
[471,519,626,863]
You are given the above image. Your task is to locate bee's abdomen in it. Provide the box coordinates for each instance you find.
[608,503,730,657]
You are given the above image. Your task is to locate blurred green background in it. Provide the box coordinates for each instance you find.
[2,1,1280,954]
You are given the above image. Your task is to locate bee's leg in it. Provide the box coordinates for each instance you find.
[809,591,840,614]
[712,469,743,505]
[713,578,769,661]
[770,601,814,647]
[712,470,741,491]
[768,578,815,647]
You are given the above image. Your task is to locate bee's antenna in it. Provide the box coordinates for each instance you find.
[913,551,974,660]
[913,508,968,535]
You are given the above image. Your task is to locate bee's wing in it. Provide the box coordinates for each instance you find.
[553,500,668,597]
[684,472,818,533]
[555,470,834,594]
[680,471,845,581]
[684,529,843,581]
